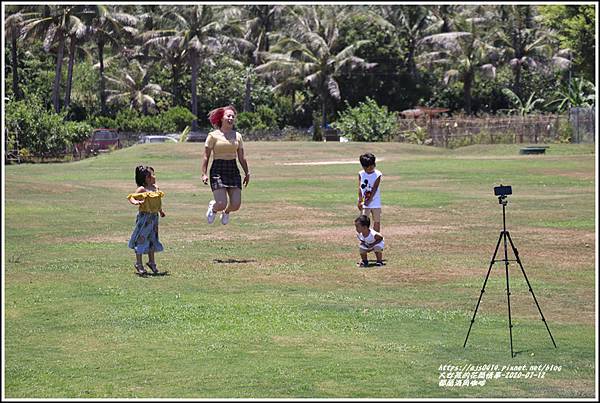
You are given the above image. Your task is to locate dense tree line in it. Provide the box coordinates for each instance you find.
[4,4,596,152]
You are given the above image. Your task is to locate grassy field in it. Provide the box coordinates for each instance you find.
[3,141,596,398]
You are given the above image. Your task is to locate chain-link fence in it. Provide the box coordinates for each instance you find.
[396,112,595,148]
[569,107,595,144]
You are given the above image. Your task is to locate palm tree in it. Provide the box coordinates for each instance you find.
[144,35,188,107]
[242,5,285,66]
[63,7,93,109]
[80,5,138,114]
[105,59,170,114]
[429,5,461,33]
[417,15,500,115]
[161,5,246,130]
[376,5,431,79]
[256,5,376,129]
[21,5,75,112]
[4,6,37,100]
[236,5,285,111]
[494,5,554,99]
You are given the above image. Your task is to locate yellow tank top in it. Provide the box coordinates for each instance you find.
[127,190,164,213]
[204,130,244,160]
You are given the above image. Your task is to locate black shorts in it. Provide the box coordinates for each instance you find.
[210,159,242,191]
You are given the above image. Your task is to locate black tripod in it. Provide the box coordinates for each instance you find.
[463,191,557,357]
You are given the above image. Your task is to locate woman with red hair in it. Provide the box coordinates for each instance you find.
[201,105,250,225]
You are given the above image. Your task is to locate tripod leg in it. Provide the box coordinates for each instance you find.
[502,231,515,358]
[506,232,557,349]
[464,232,503,348]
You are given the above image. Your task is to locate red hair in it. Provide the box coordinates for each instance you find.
[208,105,237,128]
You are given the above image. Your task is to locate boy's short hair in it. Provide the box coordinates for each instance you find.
[359,153,376,168]
[135,165,152,186]
[355,214,371,228]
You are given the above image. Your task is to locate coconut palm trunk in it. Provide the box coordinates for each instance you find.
[321,99,327,130]
[172,65,181,106]
[63,36,76,108]
[463,70,473,115]
[52,35,66,112]
[190,50,199,131]
[10,26,21,100]
[98,41,107,114]
[243,74,252,112]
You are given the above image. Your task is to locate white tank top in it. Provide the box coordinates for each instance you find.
[359,169,382,208]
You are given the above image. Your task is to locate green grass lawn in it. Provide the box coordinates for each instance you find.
[3,142,596,398]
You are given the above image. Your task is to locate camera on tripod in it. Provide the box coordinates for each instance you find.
[464,182,557,357]
[494,184,512,197]
[494,185,512,204]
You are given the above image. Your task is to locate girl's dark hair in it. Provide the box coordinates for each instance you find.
[355,214,370,228]
[359,153,376,168]
[135,165,153,186]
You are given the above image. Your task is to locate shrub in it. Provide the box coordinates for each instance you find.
[557,119,573,143]
[402,125,428,144]
[158,106,196,132]
[136,115,162,134]
[332,98,398,142]
[6,97,93,158]
[236,106,278,132]
[114,109,141,132]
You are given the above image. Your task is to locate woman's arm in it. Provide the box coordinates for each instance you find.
[237,146,250,187]
[201,147,212,185]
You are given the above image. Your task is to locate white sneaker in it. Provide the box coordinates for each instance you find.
[220,212,230,225]
[206,200,216,224]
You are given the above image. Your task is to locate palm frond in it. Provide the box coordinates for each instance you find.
[551,56,572,71]
[480,63,496,79]
[443,69,460,85]
[326,77,340,100]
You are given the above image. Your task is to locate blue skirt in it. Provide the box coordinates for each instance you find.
[128,212,164,254]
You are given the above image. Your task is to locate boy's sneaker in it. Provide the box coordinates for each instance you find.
[357,260,369,267]
[206,200,216,224]
[220,212,230,225]
[375,261,384,267]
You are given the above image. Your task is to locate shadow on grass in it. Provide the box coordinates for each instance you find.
[135,270,170,278]
[357,259,388,268]
[213,258,257,264]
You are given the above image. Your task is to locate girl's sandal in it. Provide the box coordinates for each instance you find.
[135,263,147,275]
[146,262,159,274]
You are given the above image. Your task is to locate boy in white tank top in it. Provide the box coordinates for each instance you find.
[357,153,382,232]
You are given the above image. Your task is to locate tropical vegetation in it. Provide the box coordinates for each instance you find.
[3,4,596,156]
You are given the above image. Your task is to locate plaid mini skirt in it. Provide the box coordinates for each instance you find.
[210,159,242,191]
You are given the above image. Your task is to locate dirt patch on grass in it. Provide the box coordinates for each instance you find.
[278,157,385,166]
[7,181,84,194]
[529,168,595,181]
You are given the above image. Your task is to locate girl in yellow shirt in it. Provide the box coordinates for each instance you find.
[127,165,166,275]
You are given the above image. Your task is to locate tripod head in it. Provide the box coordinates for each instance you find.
[494,185,512,205]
